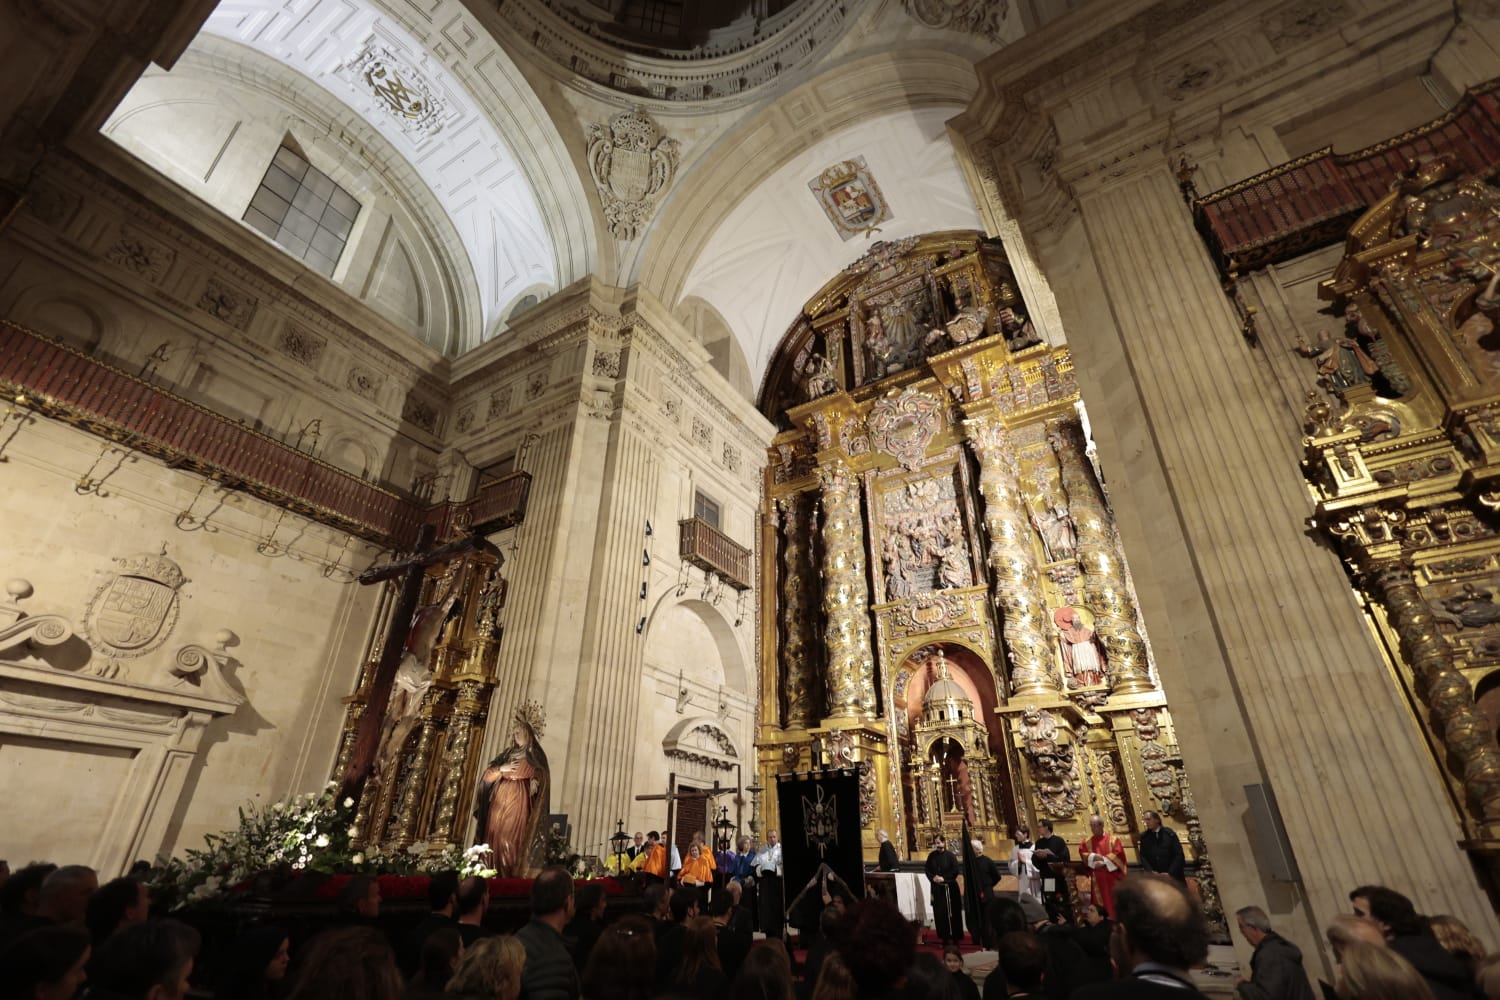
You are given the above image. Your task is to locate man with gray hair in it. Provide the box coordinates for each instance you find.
[876,829,899,872]
[1234,905,1315,1000]
[36,866,97,928]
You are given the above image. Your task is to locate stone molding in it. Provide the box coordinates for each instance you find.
[492,0,865,107]
[0,576,242,875]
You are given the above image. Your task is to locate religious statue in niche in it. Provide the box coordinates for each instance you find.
[1029,500,1076,563]
[801,351,839,401]
[861,288,936,378]
[1294,328,1380,392]
[1429,583,1500,629]
[1447,262,1500,386]
[373,569,464,781]
[474,701,550,877]
[997,306,1041,352]
[1053,606,1108,688]
[922,284,991,355]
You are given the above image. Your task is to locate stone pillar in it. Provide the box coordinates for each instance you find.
[816,459,875,717]
[1051,419,1153,694]
[778,492,822,727]
[962,410,1057,697]
[1058,159,1496,937]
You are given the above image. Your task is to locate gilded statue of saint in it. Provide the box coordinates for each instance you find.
[474,706,550,877]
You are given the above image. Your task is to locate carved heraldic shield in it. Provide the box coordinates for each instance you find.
[84,549,187,658]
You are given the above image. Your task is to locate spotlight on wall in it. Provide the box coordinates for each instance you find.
[645,520,654,536]
[639,582,647,599]
[642,549,651,566]
[635,616,647,634]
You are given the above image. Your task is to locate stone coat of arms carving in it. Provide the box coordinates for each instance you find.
[84,549,187,658]
[586,108,680,241]
[345,45,445,137]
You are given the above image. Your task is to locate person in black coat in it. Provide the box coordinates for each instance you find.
[1137,812,1185,883]
[515,867,581,1000]
[1071,876,1210,1000]
[925,836,964,947]
[564,882,607,971]
[1234,906,1315,1000]
[877,830,900,872]
[1029,820,1072,922]
[1350,885,1476,1000]
[1070,904,1115,984]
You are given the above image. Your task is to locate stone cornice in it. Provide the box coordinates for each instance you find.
[40,141,449,386]
[484,0,867,108]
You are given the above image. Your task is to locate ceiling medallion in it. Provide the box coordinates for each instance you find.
[346,44,445,137]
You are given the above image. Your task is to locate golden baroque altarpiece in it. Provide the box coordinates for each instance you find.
[755,231,1219,918]
[1302,158,1500,877]
[333,546,508,856]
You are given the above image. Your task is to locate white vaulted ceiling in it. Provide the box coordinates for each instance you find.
[201,0,558,343]
[678,106,986,389]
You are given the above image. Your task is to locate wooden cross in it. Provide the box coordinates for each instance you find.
[635,774,735,858]
[338,523,503,800]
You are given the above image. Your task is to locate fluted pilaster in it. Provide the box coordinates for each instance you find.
[778,492,822,727]
[1051,419,1152,694]
[816,459,875,716]
[962,413,1057,696]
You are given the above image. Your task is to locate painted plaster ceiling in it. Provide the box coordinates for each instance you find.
[201,0,557,337]
[679,106,985,389]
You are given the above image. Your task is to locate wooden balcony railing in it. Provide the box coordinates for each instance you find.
[679,517,753,591]
[0,321,529,548]
[1194,78,1500,275]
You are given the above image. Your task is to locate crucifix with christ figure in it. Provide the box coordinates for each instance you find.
[339,522,506,802]
[636,773,738,861]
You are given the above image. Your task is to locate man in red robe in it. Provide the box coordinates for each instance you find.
[1080,815,1128,918]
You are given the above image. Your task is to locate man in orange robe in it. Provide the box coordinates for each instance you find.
[642,831,669,885]
[1080,815,1128,918]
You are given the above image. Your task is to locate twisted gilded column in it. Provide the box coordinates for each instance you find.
[393,699,441,847]
[963,412,1057,696]
[1370,561,1500,823]
[778,493,822,727]
[431,680,484,846]
[1051,420,1153,694]
[817,459,876,716]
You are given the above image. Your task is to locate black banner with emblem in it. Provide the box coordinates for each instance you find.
[775,767,865,915]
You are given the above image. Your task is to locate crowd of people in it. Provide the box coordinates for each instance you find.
[2,832,1500,1000]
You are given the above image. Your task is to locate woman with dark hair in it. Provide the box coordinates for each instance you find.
[0,925,90,1000]
[283,927,402,1000]
[729,941,796,1000]
[84,880,149,946]
[832,900,914,1000]
[672,917,727,1000]
[406,926,462,1000]
[942,945,979,1000]
[906,952,962,1000]
[581,916,655,1000]
[216,925,291,1000]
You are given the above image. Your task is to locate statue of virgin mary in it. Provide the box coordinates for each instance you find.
[474,703,550,877]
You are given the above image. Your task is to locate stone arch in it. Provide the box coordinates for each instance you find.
[675,295,753,400]
[662,715,741,770]
[321,430,378,480]
[643,591,748,696]
[636,47,981,304]
[9,289,111,354]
